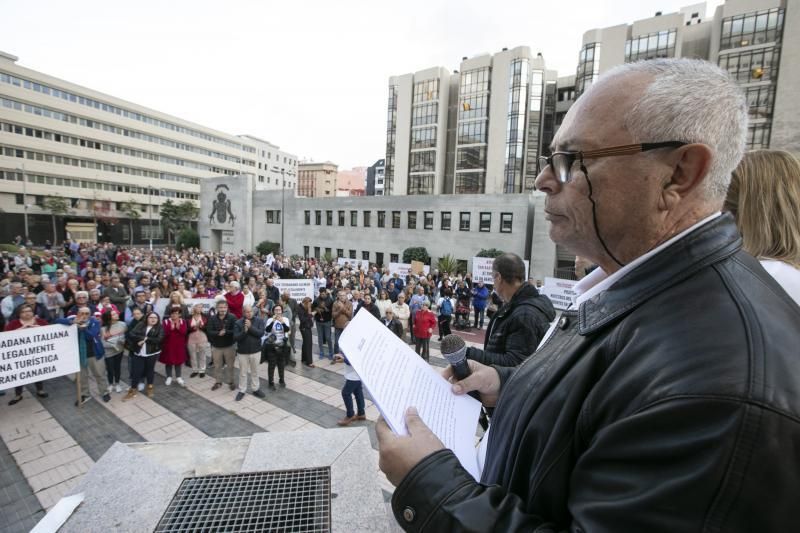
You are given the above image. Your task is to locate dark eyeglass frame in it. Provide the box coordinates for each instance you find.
[539,141,687,184]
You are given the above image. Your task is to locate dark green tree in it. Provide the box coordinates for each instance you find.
[477,248,504,258]
[256,240,281,256]
[176,228,199,250]
[402,246,430,264]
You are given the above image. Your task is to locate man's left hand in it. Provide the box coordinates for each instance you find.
[376,407,445,486]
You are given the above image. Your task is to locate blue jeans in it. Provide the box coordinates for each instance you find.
[316,321,333,359]
[334,327,344,354]
[342,379,365,417]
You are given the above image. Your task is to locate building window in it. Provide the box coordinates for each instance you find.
[15,193,24,205]
[408,211,417,229]
[314,246,320,258]
[625,29,677,62]
[459,212,471,231]
[315,210,321,225]
[350,210,358,226]
[304,246,310,257]
[392,211,401,229]
[720,8,785,50]
[304,210,310,225]
[718,48,781,83]
[338,210,345,226]
[423,211,433,230]
[266,210,274,224]
[325,247,332,257]
[363,210,371,227]
[276,210,281,224]
[362,251,370,261]
[441,212,451,231]
[479,212,491,232]
[323,210,331,225]
[337,248,343,258]
[349,249,356,259]
[500,213,513,233]
[390,253,399,263]
[377,210,386,228]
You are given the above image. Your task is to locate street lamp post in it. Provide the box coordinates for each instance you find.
[148,187,153,250]
[280,169,286,256]
[18,164,29,242]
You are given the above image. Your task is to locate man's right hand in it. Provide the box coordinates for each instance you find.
[442,359,501,408]
[219,329,226,336]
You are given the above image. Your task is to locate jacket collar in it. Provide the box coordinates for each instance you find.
[578,214,742,335]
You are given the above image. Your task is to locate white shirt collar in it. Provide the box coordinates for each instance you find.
[574,212,722,306]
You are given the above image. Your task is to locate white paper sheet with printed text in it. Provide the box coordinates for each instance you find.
[338,310,481,479]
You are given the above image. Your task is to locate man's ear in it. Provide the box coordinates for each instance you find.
[660,143,713,210]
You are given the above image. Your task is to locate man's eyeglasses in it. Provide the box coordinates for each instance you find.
[539,141,687,184]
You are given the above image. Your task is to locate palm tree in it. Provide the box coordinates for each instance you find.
[120,200,141,247]
[42,197,70,246]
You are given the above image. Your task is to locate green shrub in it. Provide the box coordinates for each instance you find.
[256,240,281,256]
[402,246,430,264]
[176,229,199,250]
[436,254,459,274]
[477,248,504,258]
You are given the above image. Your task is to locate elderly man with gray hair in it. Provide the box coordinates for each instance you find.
[377,59,800,531]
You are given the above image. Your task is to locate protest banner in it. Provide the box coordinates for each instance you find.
[0,324,79,390]
[337,258,369,271]
[540,277,578,310]
[156,297,221,316]
[388,262,431,278]
[471,257,530,285]
[274,279,315,300]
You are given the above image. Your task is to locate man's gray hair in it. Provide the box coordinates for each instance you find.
[598,58,748,203]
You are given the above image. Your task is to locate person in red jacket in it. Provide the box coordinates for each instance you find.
[224,281,244,319]
[412,302,437,361]
[4,304,50,405]
[160,306,188,386]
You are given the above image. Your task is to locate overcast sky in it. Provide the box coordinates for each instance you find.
[4,0,721,169]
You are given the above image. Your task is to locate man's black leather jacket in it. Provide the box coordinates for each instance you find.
[391,215,800,532]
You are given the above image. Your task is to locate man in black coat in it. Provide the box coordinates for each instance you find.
[467,253,555,367]
[206,299,238,391]
[376,59,800,531]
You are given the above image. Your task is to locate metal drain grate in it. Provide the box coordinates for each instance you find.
[154,467,331,532]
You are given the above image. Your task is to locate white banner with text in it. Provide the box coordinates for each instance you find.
[0,324,79,390]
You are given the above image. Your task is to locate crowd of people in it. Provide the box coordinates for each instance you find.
[0,242,547,412]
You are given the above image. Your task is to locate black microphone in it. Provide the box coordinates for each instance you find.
[440,334,480,401]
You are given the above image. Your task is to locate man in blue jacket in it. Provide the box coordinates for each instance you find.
[58,306,110,405]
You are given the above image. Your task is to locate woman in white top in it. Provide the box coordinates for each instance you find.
[725,149,800,306]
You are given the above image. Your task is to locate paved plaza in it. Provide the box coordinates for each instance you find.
[0,326,485,533]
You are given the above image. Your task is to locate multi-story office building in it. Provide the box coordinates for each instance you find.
[297,161,337,198]
[384,47,555,196]
[0,51,298,244]
[574,0,798,151]
[366,158,385,195]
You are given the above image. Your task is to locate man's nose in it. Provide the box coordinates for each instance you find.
[533,166,562,195]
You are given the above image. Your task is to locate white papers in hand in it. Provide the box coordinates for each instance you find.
[338,310,481,479]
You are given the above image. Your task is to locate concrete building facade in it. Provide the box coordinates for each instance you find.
[297,161,338,198]
[198,175,557,281]
[384,47,555,196]
[574,0,799,152]
[0,51,297,245]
